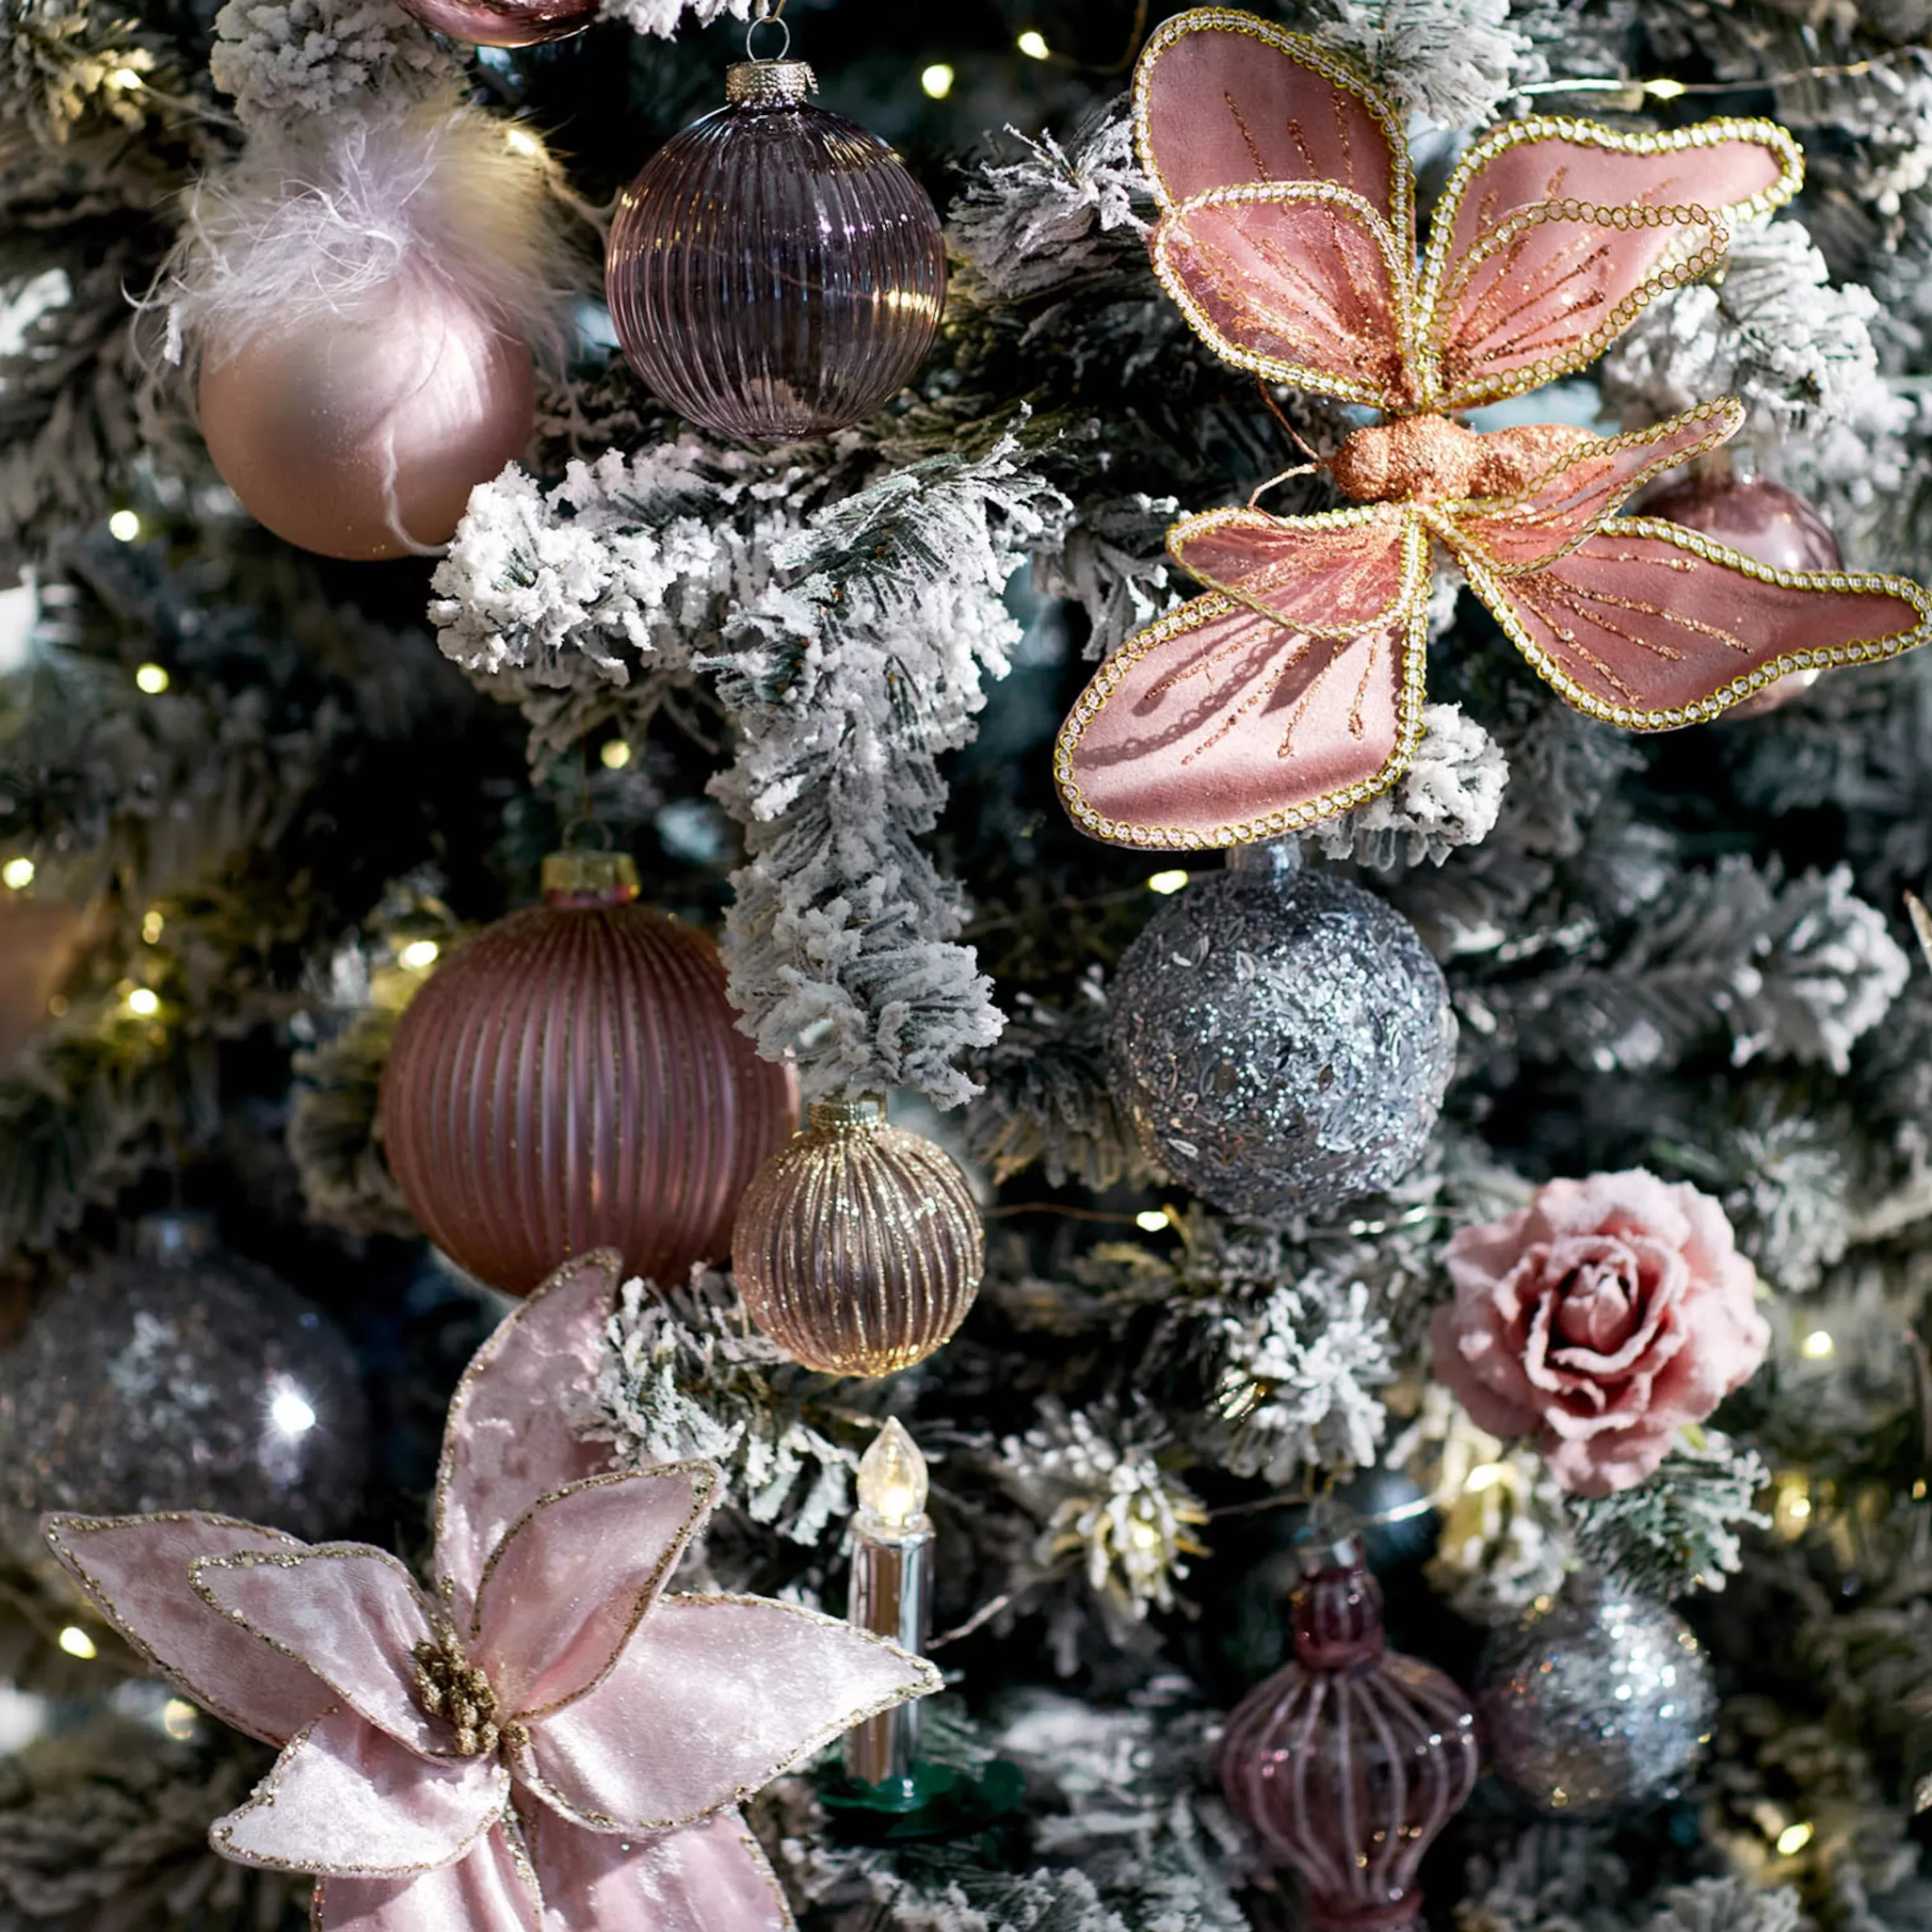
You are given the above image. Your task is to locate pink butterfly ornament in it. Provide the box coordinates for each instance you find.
[41,1251,939,1932]
[1055,6,1932,852]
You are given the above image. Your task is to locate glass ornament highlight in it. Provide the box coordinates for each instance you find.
[380,852,799,1297]
[396,0,597,47]
[605,61,947,443]
[1220,1529,1478,1930]
[732,1097,983,1376]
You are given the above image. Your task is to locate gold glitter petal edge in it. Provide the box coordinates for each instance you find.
[1169,502,1426,638]
[1131,7,1414,250]
[1415,113,1804,344]
[471,1459,720,1726]
[509,1594,943,1837]
[1055,565,1432,852]
[430,1249,625,1584]
[207,1709,512,1876]
[1453,517,1932,731]
[1150,181,1414,407]
[40,1511,307,1748]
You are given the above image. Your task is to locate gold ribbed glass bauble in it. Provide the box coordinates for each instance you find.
[732,1098,983,1376]
[380,853,799,1297]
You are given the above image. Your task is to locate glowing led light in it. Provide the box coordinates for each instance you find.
[920,62,955,97]
[1645,76,1686,100]
[503,126,541,156]
[1776,1822,1814,1856]
[108,510,141,542]
[162,1697,199,1739]
[600,739,632,770]
[1017,29,1049,58]
[1463,1461,1505,1493]
[141,908,164,943]
[1127,1517,1161,1550]
[857,1418,928,1530]
[1802,1328,1834,1359]
[270,1388,318,1435]
[58,1626,97,1660]
[1,857,33,890]
[134,663,169,694]
[1146,869,1189,895]
[1916,1478,1928,1501]
[125,987,159,1018]
[1787,1494,1812,1521]
[1135,1208,1170,1232]
[398,939,441,971]
[106,65,144,89]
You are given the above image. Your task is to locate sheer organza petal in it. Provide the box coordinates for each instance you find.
[195,1545,443,1758]
[1169,504,1422,634]
[436,1252,624,1628]
[472,1466,716,1720]
[41,1513,329,1747]
[211,1706,509,1876]
[522,1806,793,1932]
[1152,186,1411,407]
[1133,7,1410,241]
[312,1821,543,1931]
[1058,518,1429,848]
[1455,518,1932,723]
[1447,400,1743,571]
[516,1596,938,1833]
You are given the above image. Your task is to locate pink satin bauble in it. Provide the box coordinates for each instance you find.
[198,279,535,562]
[398,0,597,46]
[1644,474,1841,717]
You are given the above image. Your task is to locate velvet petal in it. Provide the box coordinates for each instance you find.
[313,1820,543,1931]
[522,1806,792,1932]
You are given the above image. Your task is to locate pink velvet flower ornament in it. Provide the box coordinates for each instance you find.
[1055,6,1932,852]
[1429,1171,1769,1498]
[39,1251,939,1932]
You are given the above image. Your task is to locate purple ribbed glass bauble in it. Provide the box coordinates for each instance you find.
[1645,473,1841,716]
[380,857,799,1298]
[605,61,946,442]
[1220,1534,1478,1931]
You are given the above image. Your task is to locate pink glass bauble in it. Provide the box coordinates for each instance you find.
[1220,1532,1478,1931]
[198,277,534,561]
[1645,473,1841,717]
[606,61,946,443]
[733,1097,983,1376]
[397,0,596,47]
[380,852,799,1298]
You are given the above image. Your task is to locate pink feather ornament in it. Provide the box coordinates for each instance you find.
[1055,6,1932,852]
[41,1251,937,1932]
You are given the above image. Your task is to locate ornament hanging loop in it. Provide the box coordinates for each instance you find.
[745,0,791,62]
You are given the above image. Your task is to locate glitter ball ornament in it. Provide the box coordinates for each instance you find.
[1220,1528,1478,1930]
[606,58,946,442]
[0,1212,369,1568]
[396,0,595,47]
[1645,470,1842,716]
[732,1097,983,1376]
[1104,842,1455,1222]
[1475,1570,1716,1815]
[380,852,799,1298]
[199,276,533,561]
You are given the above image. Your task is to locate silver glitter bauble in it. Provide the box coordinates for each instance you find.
[1476,1571,1716,1815]
[0,1213,369,1567]
[1104,844,1455,1222]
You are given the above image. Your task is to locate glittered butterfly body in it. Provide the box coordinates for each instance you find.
[1055,8,1932,852]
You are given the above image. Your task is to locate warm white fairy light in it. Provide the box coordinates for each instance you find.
[58,1626,97,1660]
[108,510,140,541]
[1146,869,1188,894]
[125,987,160,1018]
[134,663,169,694]
[2,857,33,890]
[920,63,954,98]
[1017,29,1049,58]
[398,939,441,971]
[1135,1208,1170,1232]
[600,739,632,770]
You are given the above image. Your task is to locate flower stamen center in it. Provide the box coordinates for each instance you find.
[411,1617,515,1757]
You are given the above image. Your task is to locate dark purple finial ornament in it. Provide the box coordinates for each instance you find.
[1219,1526,1478,1930]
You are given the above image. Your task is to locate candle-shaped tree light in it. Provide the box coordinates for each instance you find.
[844,1418,935,1803]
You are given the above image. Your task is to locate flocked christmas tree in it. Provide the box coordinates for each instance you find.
[8,0,1932,1924]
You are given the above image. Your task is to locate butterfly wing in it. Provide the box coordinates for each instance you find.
[1056,509,1427,848]
[1450,517,1931,726]
[1416,118,1802,411]
[1134,8,1412,236]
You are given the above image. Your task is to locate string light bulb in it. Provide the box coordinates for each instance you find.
[600,739,632,770]
[57,1626,97,1660]
[1,857,33,890]
[1146,869,1189,895]
[1776,1821,1814,1856]
[1802,1329,1834,1360]
[134,663,169,695]
[1135,1208,1170,1232]
[398,939,441,971]
[125,987,160,1018]
[108,510,140,542]
[857,1417,930,1533]
[1017,29,1048,58]
[920,62,954,98]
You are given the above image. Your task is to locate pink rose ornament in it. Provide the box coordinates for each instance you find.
[41,1251,938,1932]
[1430,1171,1769,1497]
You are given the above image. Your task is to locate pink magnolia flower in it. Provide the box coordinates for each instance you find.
[43,1252,937,1932]
[1430,1171,1769,1497]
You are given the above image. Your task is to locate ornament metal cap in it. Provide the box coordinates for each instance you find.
[539,850,642,908]
[725,59,816,105]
